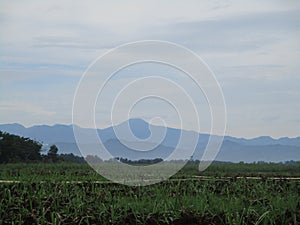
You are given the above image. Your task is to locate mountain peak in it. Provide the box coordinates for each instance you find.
[116,118,150,140]
[128,118,148,125]
[252,136,274,140]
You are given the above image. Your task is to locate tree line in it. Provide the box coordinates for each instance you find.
[0,131,164,165]
[0,131,84,163]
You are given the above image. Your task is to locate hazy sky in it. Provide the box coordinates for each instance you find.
[0,0,299,138]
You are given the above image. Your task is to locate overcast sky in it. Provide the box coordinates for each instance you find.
[0,0,299,138]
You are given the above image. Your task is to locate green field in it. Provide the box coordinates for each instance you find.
[0,163,300,224]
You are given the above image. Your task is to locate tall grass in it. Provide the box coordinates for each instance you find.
[0,163,299,224]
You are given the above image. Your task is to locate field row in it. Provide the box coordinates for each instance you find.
[1,162,300,182]
[1,178,299,224]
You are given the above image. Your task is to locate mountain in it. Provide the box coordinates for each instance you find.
[1,119,300,162]
[225,135,300,147]
[213,140,300,162]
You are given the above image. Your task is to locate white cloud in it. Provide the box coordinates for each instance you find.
[0,101,56,115]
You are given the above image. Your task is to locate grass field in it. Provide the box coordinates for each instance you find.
[0,162,299,224]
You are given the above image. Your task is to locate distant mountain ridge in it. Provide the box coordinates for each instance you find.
[1,119,300,162]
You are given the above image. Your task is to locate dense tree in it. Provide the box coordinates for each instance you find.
[47,145,59,162]
[60,153,86,164]
[118,157,163,165]
[0,131,87,164]
[0,131,42,163]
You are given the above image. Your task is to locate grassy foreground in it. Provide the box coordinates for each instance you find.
[0,163,299,224]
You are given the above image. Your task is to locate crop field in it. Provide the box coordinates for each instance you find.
[0,163,300,225]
